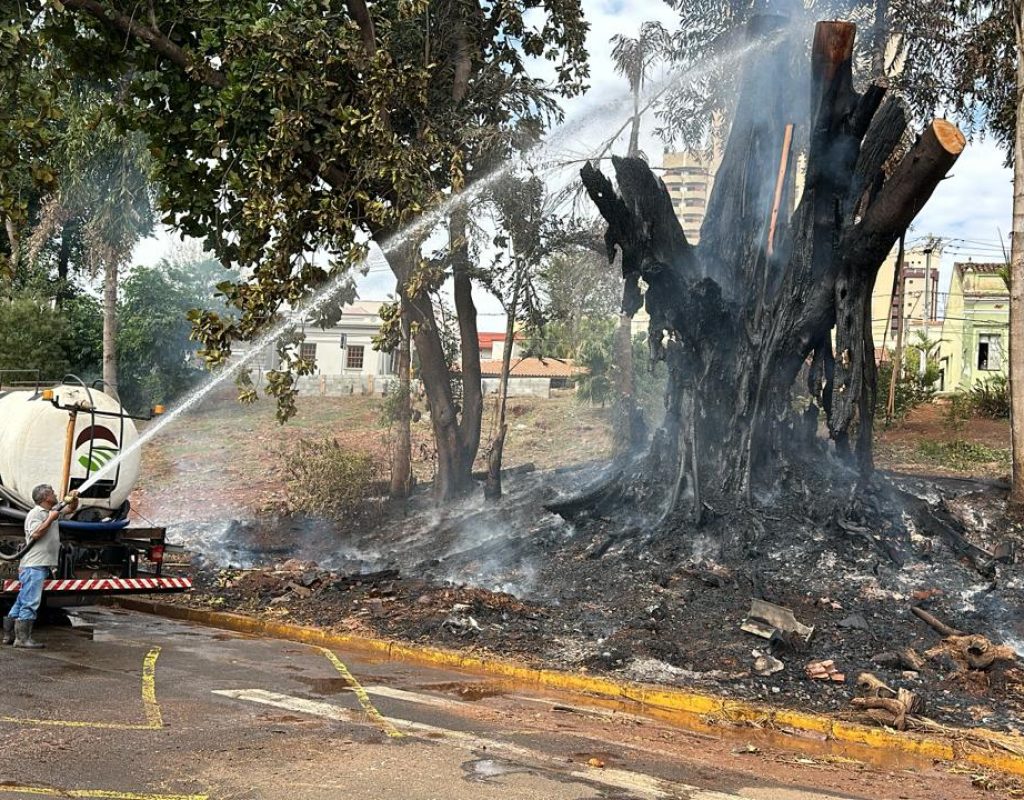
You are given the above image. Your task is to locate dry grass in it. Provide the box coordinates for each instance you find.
[132,388,613,521]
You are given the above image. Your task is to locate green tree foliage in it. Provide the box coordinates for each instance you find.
[610,21,669,157]
[574,316,617,406]
[876,343,940,424]
[118,256,233,411]
[967,374,1011,419]
[60,291,102,375]
[33,0,588,365]
[0,297,70,379]
[0,3,62,278]
[524,248,619,359]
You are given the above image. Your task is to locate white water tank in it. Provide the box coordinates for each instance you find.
[0,385,141,515]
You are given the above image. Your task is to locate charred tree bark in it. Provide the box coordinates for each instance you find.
[576,17,964,521]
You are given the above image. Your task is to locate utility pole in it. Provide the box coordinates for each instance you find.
[921,235,943,334]
[886,238,907,422]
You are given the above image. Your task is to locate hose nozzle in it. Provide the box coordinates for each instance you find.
[56,491,79,512]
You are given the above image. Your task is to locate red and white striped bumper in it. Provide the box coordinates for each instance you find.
[1,577,192,595]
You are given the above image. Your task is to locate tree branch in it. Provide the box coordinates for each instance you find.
[61,0,226,88]
[344,0,378,58]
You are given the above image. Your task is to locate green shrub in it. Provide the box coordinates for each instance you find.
[966,375,1010,419]
[917,439,1011,470]
[876,354,939,424]
[283,437,384,521]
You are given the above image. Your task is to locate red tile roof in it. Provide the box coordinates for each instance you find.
[478,331,525,347]
[478,357,582,378]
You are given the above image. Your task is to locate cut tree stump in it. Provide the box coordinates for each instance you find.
[574,15,964,523]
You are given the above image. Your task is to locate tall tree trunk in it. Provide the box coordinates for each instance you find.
[102,261,118,396]
[451,206,483,483]
[390,298,413,499]
[1009,6,1024,507]
[627,86,641,158]
[573,18,963,520]
[485,265,524,500]
[55,223,73,308]
[870,0,890,77]
[389,240,478,502]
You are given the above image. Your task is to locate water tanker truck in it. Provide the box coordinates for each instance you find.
[0,373,190,608]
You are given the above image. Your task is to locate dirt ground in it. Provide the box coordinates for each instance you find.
[875,401,1011,479]
[133,389,612,524]
[141,394,1024,743]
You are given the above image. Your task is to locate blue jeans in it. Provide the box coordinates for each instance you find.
[9,566,50,621]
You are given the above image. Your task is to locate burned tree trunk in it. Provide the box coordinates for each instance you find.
[577,18,964,520]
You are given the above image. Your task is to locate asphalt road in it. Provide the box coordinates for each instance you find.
[0,608,1004,800]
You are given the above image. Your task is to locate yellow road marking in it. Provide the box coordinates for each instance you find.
[0,787,205,800]
[316,646,404,739]
[0,647,163,730]
[141,646,163,728]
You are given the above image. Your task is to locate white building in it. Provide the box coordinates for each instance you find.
[293,300,399,396]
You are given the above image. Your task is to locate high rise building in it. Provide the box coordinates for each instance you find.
[660,151,716,243]
[870,244,942,351]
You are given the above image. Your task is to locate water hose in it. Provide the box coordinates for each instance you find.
[0,500,68,562]
[0,538,35,562]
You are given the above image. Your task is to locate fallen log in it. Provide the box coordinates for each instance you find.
[910,606,964,637]
[851,688,922,731]
[926,634,1016,672]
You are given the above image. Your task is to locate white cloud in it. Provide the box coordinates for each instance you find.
[909,137,1013,295]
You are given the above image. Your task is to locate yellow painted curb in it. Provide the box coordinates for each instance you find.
[111,597,1024,777]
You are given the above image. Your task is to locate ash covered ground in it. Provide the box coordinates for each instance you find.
[165,463,1024,733]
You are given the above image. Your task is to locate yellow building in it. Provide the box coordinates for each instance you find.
[660,151,715,243]
[938,262,1009,393]
[870,245,940,351]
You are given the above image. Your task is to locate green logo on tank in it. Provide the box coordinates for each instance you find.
[75,425,119,472]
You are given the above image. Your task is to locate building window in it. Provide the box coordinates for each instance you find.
[978,335,1002,371]
[300,342,317,364]
[346,344,364,370]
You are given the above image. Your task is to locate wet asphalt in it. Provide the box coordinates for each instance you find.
[0,608,1000,800]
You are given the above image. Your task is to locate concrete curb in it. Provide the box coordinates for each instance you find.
[112,597,1024,777]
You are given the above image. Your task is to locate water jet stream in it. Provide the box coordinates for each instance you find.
[73,34,776,500]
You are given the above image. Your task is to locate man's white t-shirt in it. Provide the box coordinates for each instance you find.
[21,505,60,569]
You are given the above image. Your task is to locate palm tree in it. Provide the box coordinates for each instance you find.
[610,22,669,158]
[44,95,153,397]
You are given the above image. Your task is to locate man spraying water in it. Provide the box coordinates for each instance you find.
[2,485,79,649]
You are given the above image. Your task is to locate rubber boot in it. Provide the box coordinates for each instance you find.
[2,616,13,645]
[13,619,44,649]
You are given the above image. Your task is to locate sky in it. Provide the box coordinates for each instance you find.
[131,0,1014,333]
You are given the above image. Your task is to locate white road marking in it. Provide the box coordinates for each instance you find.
[362,684,474,710]
[213,689,677,798]
[212,689,848,800]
